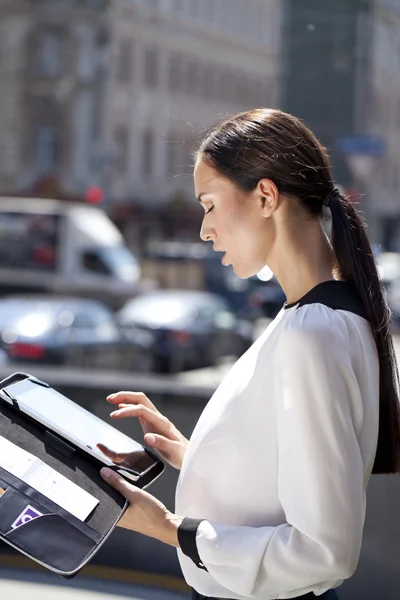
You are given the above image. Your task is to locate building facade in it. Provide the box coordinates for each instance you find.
[281,0,372,188]
[0,0,31,193]
[0,0,282,245]
[105,0,282,208]
[0,0,108,198]
[280,0,400,248]
[364,0,400,249]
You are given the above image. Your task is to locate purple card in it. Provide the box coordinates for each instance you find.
[11,505,43,530]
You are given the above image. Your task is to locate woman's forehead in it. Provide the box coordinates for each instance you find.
[194,160,221,192]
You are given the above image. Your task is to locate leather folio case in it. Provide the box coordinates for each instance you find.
[0,372,164,578]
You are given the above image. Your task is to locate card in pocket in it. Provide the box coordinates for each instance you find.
[11,504,43,530]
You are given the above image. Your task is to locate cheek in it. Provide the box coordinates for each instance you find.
[238,219,269,259]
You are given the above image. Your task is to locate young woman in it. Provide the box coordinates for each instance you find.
[100,109,400,600]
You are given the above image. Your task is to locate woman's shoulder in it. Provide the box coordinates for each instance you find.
[279,303,347,347]
[277,298,371,354]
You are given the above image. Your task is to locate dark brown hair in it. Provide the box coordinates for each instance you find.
[196,108,400,474]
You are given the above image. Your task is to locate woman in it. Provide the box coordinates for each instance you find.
[100,109,400,600]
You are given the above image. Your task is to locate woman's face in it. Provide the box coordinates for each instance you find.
[194,157,272,279]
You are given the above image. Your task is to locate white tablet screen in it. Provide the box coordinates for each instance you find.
[5,379,155,474]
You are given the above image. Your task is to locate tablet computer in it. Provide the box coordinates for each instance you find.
[0,375,164,485]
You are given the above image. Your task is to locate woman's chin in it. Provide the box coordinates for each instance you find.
[227,262,259,279]
[231,263,255,280]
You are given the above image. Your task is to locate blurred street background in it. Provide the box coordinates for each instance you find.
[0,0,400,598]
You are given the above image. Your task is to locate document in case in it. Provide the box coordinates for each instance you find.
[0,435,99,521]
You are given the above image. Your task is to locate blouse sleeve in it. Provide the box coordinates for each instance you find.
[178,318,366,598]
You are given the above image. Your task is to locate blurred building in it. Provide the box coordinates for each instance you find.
[0,0,282,246]
[364,0,400,250]
[105,0,282,209]
[281,0,372,187]
[0,0,108,198]
[281,0,400,248]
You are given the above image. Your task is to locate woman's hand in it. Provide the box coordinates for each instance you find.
[106,391,188,470]
[100,467,182,546]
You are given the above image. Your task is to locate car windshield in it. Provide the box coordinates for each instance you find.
[119,294,225,326]
[0,301,58,338]
[119,295,195,324]
[98,247,140,282]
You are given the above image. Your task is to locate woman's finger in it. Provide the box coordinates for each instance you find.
[100,467,136,500]
[110,405,170,436]
[144,433,181,455]
[107,391,158,413]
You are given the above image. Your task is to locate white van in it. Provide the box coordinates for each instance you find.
[0,197,141,308]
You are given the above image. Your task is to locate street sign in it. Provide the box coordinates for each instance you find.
[337,135,386,157]
[337,135,386,183]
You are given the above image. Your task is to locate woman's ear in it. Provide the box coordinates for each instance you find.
[256,179,280,217]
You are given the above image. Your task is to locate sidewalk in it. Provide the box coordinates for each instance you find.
[0,579,129,600]
[0,566,188,600]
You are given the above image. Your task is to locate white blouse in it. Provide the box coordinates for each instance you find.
[175,281,380,600]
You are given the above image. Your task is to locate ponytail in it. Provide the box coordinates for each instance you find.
[330,195,400,474]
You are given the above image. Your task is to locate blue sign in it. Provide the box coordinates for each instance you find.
[337,135,386,157]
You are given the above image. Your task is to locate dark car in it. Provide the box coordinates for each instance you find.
[245,276,286,319]
[117,290,253,373]
[0,296,153,371]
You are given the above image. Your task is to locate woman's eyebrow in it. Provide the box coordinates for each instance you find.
[196,192,212,203]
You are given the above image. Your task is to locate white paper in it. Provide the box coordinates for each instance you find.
[0,436,99,521]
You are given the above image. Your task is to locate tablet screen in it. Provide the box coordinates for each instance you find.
[5,379,155,475]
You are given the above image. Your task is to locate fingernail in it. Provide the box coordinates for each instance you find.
[101,467,112,480]
[107,393,116,400]
[146,434,156,445]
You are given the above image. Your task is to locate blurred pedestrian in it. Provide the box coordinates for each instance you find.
[100,109,400,600]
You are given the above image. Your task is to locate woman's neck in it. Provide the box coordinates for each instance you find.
[269,222,336,306]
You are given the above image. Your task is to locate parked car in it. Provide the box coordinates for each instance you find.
[117,290,253,373]
[0,296,153,371]
[376,251,400,287]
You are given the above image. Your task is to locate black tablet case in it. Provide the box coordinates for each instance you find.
[0,372,164,578]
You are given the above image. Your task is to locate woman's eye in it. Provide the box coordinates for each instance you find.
[205,206,214,215]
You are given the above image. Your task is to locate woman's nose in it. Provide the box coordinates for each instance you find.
[200,222,213,242]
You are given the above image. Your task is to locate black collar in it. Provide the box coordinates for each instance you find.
[284,280,367,319]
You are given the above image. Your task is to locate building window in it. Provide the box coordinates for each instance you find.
[204,0,214,22]
[184,60,199,95]
[142,129,154,178]
[115,126,129,173]
[173,0,184,11]
[194,62,205,96]
[117,40,133,82]
[35,126,60,174]
[209,67,220,100]
[166,135,182,176]
[143,47,159,88]
[397,99,400,129]
[189,0,199,17]
[37,28,63,77]
[168,53,183,92]
[182,138,195,175]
